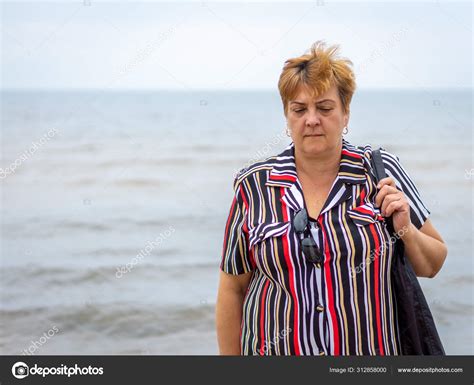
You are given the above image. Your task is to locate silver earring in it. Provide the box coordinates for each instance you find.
[342,126,348,135]
[286,125,291,137]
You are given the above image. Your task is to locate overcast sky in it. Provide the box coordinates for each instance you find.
[1,1,472,90]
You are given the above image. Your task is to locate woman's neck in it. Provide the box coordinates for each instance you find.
[294,144,342,182]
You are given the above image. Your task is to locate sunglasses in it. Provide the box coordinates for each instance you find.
[293,208,323,265]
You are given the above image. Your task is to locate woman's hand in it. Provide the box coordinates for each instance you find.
[375,177,447,278]
[374,176,411,234]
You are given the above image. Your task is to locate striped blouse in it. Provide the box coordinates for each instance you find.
[220,139,431,356]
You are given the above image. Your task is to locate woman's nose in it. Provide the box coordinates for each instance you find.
[306,110,321,126]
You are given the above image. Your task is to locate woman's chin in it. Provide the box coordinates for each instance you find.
[301,137,327,154]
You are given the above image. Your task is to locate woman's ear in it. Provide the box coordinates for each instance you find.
[344,111,350,126]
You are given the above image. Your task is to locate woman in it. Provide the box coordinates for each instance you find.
[216,41,447,355]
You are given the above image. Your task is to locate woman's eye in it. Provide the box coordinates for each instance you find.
[292,108,332,113]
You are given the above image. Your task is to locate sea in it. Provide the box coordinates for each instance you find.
[0,88,472,355]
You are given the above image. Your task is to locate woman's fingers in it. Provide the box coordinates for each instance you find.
[376,177,396,189]
[381,194,402,216]
[375,184,399,209]
[385,199,407,217]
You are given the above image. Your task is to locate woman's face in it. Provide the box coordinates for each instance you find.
[287,83,349,157]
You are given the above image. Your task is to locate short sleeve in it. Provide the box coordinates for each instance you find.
[220,177,254,275]
[381,150,431,229]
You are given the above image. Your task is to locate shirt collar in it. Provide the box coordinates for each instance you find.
[266,138,366,189]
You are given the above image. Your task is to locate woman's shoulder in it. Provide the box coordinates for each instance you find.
[232,142,295,188]
[233,154,280,187]
[356,142,417,192]
[356,142,401,168]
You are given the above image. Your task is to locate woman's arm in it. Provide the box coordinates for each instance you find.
[400,219,448,278]
[216,270,252,355]
[375,175,448,278]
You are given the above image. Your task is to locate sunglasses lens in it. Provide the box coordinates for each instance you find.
[293,208,323,264]
[302,238,322,264]
[293,209,308,233]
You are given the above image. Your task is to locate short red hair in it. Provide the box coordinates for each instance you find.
[278,41,356,116]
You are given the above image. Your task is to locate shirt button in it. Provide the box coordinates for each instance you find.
[316,305,324,312]
[319,351,325,356]
[316,263,321,269]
